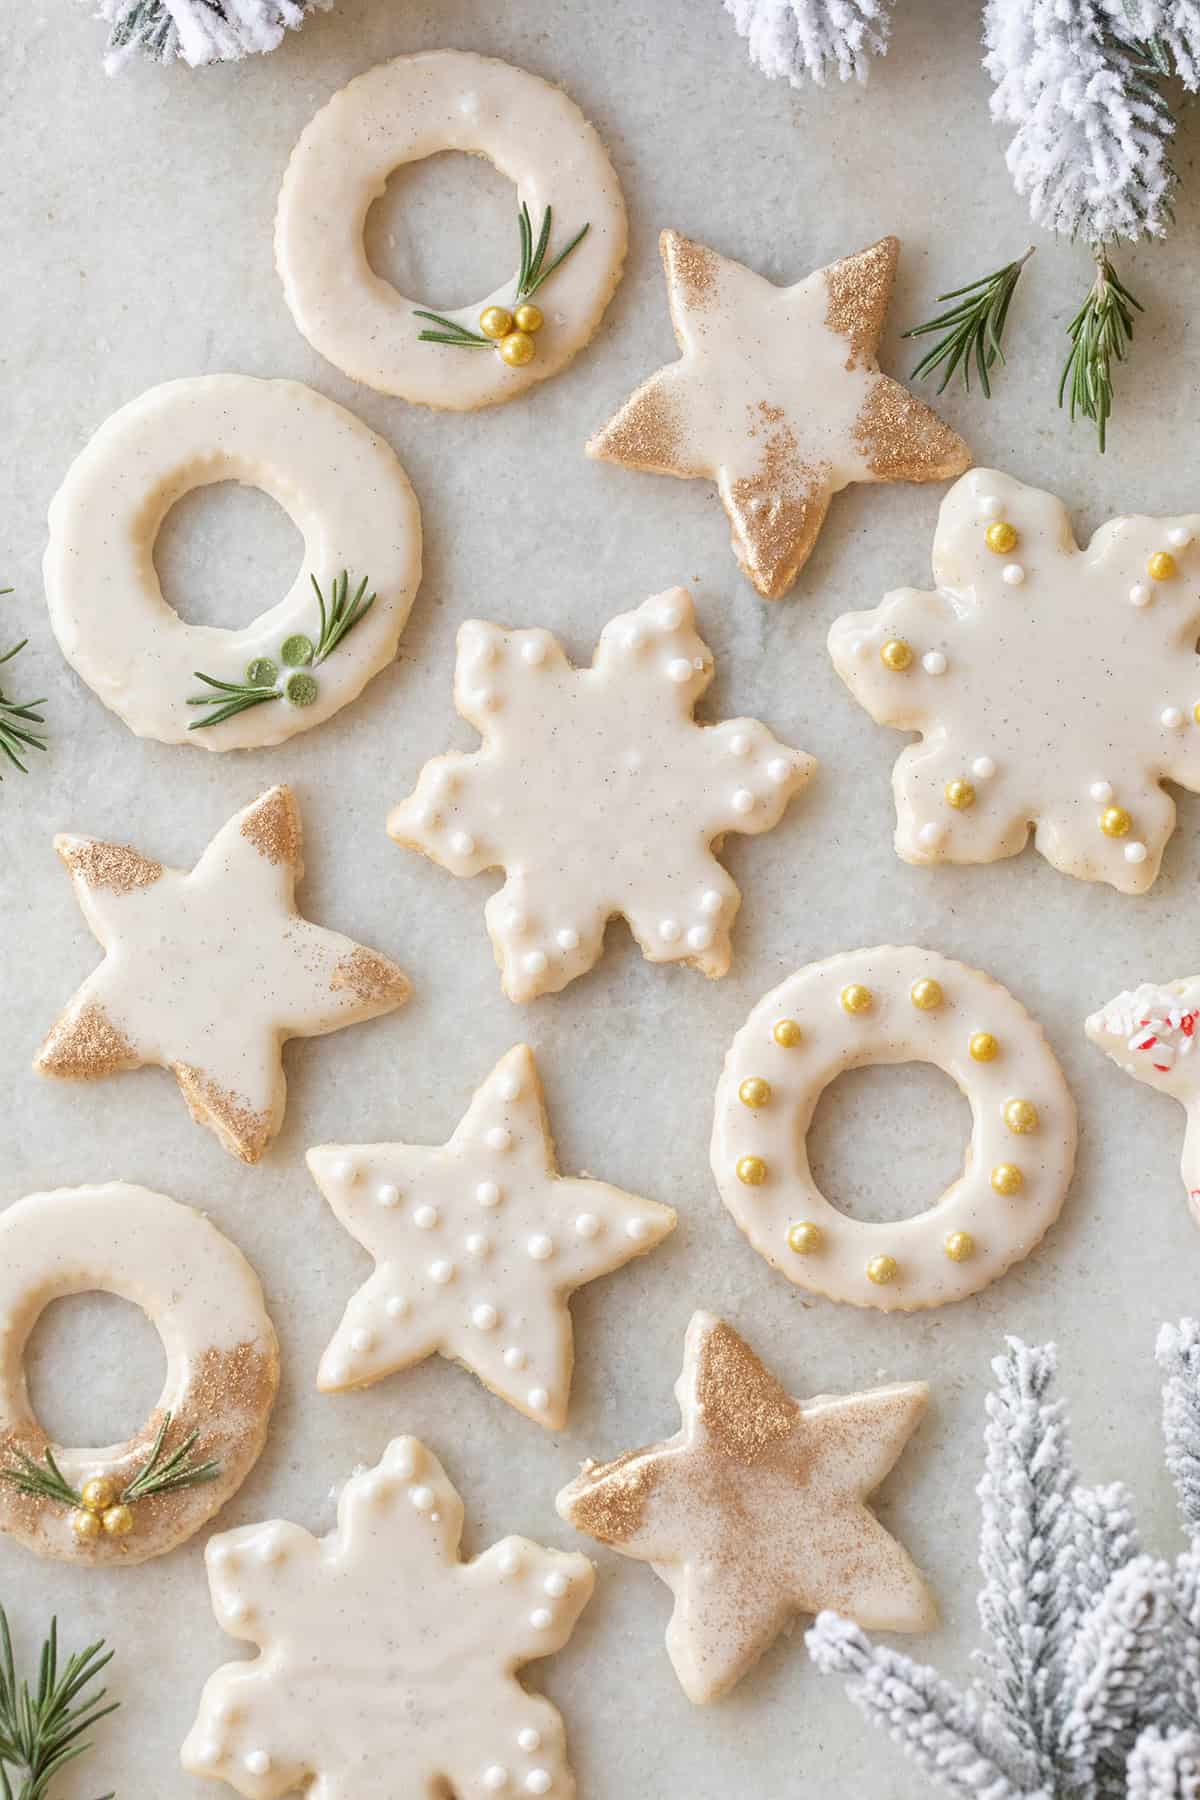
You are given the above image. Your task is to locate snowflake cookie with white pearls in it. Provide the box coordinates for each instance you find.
[1087,978,1200,1231]
[829,468,1200,892]
[182,1437,593,1798]
[711,947,1077,1311]
[308,1045,676,1426]
[388,588,814,1002]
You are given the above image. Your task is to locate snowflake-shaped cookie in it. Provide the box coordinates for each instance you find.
[182,1437,594,1799]
[829,468,1200,893]
[1087,977,1200,1231]
[388,588,814,1000]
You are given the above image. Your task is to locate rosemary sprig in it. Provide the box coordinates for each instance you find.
[1059,250,1143,452]
[0,592,48,779]
[0,1608,117,1800]
[188,570,375,731]
[905,248,1035,396]
[416,202,590,345]
[0,1413,220,1515]
[0,1451,77,1509]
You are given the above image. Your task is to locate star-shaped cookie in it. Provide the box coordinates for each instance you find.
[36,786,410,1163]
[556,1311,934,1702]
[308,1045,677,1426]
[388,588,814,1001]
[588,232,970,598]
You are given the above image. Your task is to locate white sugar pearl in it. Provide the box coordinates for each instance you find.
[731,788,755,814]
[526,1771,552,1795]
[466,1233,490,1257]
[486,1127,512,1151]
[666,658,693,682]
[376,1183,400,1208]
[504,1346,526,1370]
[575,1213,599,1237]
[410,1485,435,1511]
[498,1545,522,1574]
[728,733,751,757]
[244,1752,271,1776]
[530,1608,553,1629]
[483,1768,509,1792]
[496,1071,521,1100]
[1125,841,1148,864]
[527,1234,554,1261]
[626,1218,649,1241]
[1002,564,1025,586]
[414,1205,439,1230]
[451,831,475,856]
[659,601,683,628]
[972,756,996,780]
[350,1328,372,1352]
[922,650,947,674]
[1130,583,1151,607]
[331,1158,357,1185]
[766,757,791,783]
[687,924,712,950]
[544,1571,569,1597]
[1168,527,1192,548]
[518,1729,542,1753]
[659,919,681,942]
[472,1304,498,1330]
[980,495,1003,519]
[477,1181,501,1207]
[1090,781,1113,803]
[528,1387,550,1412]
[917,822,945,849]
[430,1260,455,1284]
[522,950,548,977]
[385,1295,407,1317]
[1163,706,1185,728]
[700,889,723,915]
[556,926,580,950]
[522,638,547,665]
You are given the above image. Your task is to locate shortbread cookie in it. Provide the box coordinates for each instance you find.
[557,1312,934,1703]
[36,786,410,1163]
[0,1183,277,1566]
[44,375,422,749]
[711,947,1076,1311]
[588,233,970,599]
[829,467,1200,891]
[276,51,627,409]
[1087,979,1200,1230]
[388,588,814,1001]
[309,1044,676,1426]
[182,1437,593,1797]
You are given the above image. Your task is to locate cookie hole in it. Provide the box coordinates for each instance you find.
[807,1063,972,1224]
[365,150,517,312]
[154,482,304,629]
[25,1295,166,1450]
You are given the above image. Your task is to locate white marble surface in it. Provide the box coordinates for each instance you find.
[3,1,1200,1794]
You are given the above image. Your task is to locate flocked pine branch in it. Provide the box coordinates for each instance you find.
[1103,0,1200,89]
[1058,1557,1174,1797]
[720,0,893,87]
[85,0,331,72]
[1158,1321,1200,1532]
[1125,1726,1200,1800]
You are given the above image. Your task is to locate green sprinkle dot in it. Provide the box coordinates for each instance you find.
[245,658,278,687]
[280,634,315,667]
[284,670,319,708]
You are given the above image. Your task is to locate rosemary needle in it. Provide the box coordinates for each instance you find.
[905,248,1035,397]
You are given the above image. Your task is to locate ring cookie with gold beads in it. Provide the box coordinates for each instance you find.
[710,946,1076,1311]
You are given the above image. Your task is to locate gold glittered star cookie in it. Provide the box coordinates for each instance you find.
[308,1045,677,1427]
[589,232,971,598]
[557,1311,934,1702]
[36,786,410,1163]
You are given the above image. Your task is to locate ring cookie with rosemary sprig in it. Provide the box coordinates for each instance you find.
[35,786,411,1163]
[0,588,49,780]
[275,50,627,409]
[0,1183,278,1565]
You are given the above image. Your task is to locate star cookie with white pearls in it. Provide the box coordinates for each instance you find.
[36,786,410,1163]
[388,588,814,1001]
[182,1436,593,1798]
[1087,977,1200,1232]
[309,1045,676,1426]
[588,232,970,599]
[829,467,1200,892]
[557,1312,934,1703]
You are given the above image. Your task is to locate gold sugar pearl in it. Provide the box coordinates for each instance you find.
[880,638,913,672]
[71,1509,102,1542]
[513,302,544,334]
[773,1019,803,1048]
[970,1031,999,1062]
[991,1162,1024,1196]
[479,306,513,340]
[1004,1098,1039,1134]
[81,1476,118,1513]
[866,1254,898,1285]
[102,1504,135,1538]
[787,1220,823,1255]
[1149,551,1177,581]
[499,331,536,368]
[944,1230,975,1262]
[840,983,873,1014]
[738,1077,771,1109]
[736,1155,767,1186]
[945,779,976,810]
[911,978,943,1011]
[986,521,1018,555]
[1100,805,1131,838]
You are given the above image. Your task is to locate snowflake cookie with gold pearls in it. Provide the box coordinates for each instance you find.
[829,467,1200,892]
[388,588,814,1001]
[710,947,1077,1311]
[308,1045,676,1427]
[1087,976,1200,1233]
[182,1436,593,1798]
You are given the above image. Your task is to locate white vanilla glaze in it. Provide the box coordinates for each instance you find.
[44,375,421,749]
[309,1045,676,1427]
[829,467,1200,892]
[182,1436,594,1798]
[388,588,814,1001]
[589,232,969,598]
[36,786,410,1164]
[1087,977,1200,1230]
[710,947,1077,1311]
[557,1311,934,1704]
[0,1184,278,1566]
[275,51,627,409]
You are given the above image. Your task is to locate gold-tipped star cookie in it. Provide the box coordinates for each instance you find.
[589,232,970,598]
[36,786,410,1163]
[557,1311,934,1701]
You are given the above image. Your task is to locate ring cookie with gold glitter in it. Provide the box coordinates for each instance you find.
[0,1183,278,1565]
[275,51,627,410]
[44,375,422,750]
[829,467,1200,893]
[1086,975,1200,1233]
[710,947,1076,1311]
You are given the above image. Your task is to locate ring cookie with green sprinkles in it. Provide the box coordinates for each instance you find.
[710,946,1076,1311]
